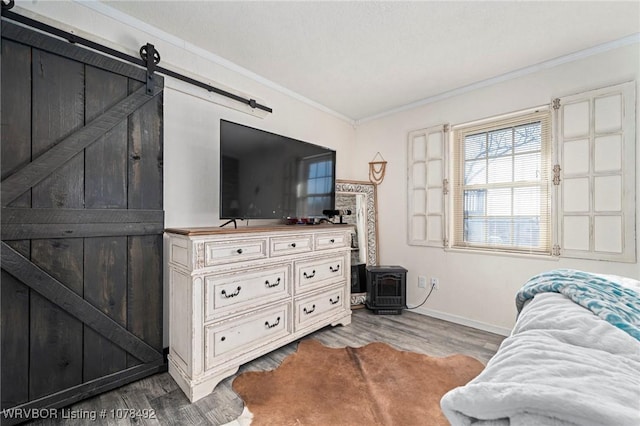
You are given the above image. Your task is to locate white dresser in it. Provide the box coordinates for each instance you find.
[165,225,353,402]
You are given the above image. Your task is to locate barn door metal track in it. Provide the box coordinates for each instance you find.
[1,3,273,113]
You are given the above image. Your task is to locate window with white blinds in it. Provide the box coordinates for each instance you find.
[452,108,552,254]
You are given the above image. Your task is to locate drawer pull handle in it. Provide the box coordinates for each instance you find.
[236,248,243,254]
[221,336,226,342]
[330,239,335,243]
[330,296,340,305]
[221,286,241,298]
[303,270,316,279]
[265,277,281,288]
[303,304,316,315]
[290,242,296,248]
[330,265,340,273]
[265,317,281,329]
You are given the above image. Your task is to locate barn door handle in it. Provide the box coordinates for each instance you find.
[265,317,281,329]
[329,296,340,305]
[330,265,340,273]
[221,286,241,298]
[303,270,316,279]
[265,277,281,288]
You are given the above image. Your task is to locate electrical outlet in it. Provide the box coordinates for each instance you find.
[418,275,427,289]
[430,277,439,290]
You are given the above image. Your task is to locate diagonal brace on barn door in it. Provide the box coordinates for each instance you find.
[1,242,163,363]
[1,85,162,207]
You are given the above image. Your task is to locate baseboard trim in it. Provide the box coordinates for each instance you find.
[411,307,511,337]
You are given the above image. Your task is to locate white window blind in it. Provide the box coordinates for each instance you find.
[452,108,552,254]
[554,81,636,262]
[407,125,448,247]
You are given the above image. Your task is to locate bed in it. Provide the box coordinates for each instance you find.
[440,269,640,426]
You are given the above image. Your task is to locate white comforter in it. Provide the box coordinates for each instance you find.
[441,286,640,426]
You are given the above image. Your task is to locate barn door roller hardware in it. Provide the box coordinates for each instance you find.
[0,3,273,113]
[139,43,160,95]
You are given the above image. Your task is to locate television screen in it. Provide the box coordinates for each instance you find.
[220,120,336,220]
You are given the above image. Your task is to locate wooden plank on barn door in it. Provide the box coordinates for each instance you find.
[83,237,129,380]
[1,208,165,242]
[1,21,148,83]
[0,39,31,409]
[1,243,163,364]
[0,85,162,207]
[1,19,165,420]
[29,48,86,400]
[83,65,130,381]
[1,208,164,225]
[127,79,164,367]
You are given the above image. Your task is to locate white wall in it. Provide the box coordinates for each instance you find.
[15,2,356,346]
[14,1,357,228]
[13,2,640,338]
[355,43,640,334]
[162,87,356,227]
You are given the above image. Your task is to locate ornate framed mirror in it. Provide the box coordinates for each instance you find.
[335,180,379,307]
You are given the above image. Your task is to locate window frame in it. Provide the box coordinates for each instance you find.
[451,107,552,255]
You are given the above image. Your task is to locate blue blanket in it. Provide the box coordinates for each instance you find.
[516,269,640,341]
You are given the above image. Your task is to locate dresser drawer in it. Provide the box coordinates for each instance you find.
[295,254,346,293]
[270,234,313,257]
[204,303,291,369]
[204,237,267,266]
[314,232,349,251]
[295,286,346,331]
[204,265,291,321]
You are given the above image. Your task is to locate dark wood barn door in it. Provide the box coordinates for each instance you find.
[1,21,164,423]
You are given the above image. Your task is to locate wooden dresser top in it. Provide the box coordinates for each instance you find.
[165,224,350,236]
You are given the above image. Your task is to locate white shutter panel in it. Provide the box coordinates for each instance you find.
[407,125,449,247]
[554,81,636,262]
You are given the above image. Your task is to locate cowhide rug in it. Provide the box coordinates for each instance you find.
[227,339,484,425]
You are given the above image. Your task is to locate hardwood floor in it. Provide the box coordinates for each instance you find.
[26,309,505,426]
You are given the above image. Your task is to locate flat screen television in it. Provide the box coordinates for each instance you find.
[220,120,336,221]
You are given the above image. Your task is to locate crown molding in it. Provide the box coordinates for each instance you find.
[73,0,356,125]
[69,2,640,127]
[356,32,640,125]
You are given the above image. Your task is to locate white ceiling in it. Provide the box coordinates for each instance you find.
[99,1,640,122]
